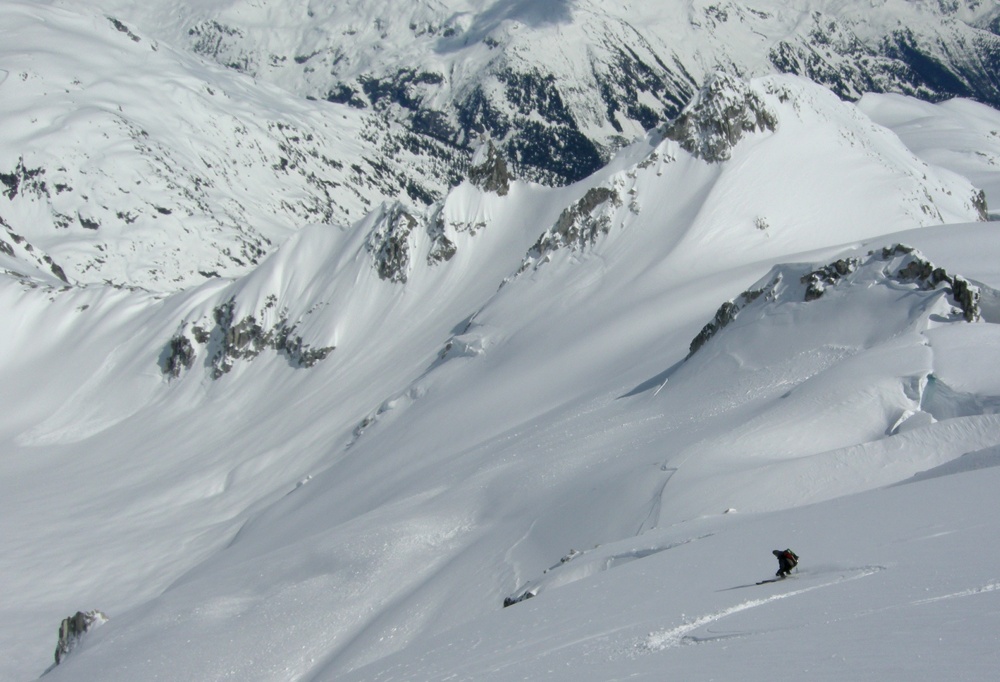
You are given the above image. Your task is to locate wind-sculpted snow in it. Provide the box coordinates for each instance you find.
[688,244,984,357]
[4,7,1000,679]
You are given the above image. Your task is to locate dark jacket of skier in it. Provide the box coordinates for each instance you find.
[773,549,798,577]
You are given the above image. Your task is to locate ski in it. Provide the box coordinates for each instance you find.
[756,577,787,585]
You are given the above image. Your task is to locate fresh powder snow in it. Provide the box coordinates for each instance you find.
[2,2,1000,681]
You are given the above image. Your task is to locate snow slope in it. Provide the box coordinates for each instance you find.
[2,3,1000,678]
[859,93,1000,217]
[19,223,1000,681]
[4,64,1000,680]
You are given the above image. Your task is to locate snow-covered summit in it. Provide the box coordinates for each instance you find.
[515,73,986,280]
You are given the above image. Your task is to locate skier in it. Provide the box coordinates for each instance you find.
[773,548,798,578]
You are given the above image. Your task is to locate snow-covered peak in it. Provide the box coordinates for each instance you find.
[512,73,987,283]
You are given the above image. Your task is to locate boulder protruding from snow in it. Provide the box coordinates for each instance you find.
[53,610,107,666]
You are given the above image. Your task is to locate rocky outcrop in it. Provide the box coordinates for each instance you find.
[426,213,457,265]
[663,72,778,162]
[467,140,511,196]
[503,588,537,608]
[688,243,983,357]
[802,245,980,322]
[366,204,418,283]
[517,187,622,273]
[161,298,334,379]
[0,215,70,285]
[688,284,772,356]
[972,188,990,222]
[801,258,860,301]
[53,610,107,666]
[881,244,980,322]
[0,157,48,201]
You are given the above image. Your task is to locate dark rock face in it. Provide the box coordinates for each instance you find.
[688,286,770,356]
[595,43,694,136]
[53,610,107,666]
[519,187,622,273]
[366,204,418,283]
[361,69,447,117]
[161,298,335,379]
[663,73,778,163]
[769,12,1000,106]
[453,68,608,185]
[467,141,511,196]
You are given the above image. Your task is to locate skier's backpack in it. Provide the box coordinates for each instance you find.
[783,549,799,567]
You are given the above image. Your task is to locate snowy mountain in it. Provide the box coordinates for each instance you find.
[63,0,1000,185]
[4,1,1000,681]
[7,1,1000,290]
[0,1,462,291]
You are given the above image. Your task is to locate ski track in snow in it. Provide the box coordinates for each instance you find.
[910,581,1000,606]
[637,566,886,654]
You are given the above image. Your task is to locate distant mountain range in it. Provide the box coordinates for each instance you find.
[4,0,999,291]
[77,0,1000,184]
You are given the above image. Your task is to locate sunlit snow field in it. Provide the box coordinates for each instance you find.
[3,2,1000,681]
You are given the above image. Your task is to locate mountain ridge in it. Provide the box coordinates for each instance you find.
[67,0,1000,185]
[4,2,1000,681]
